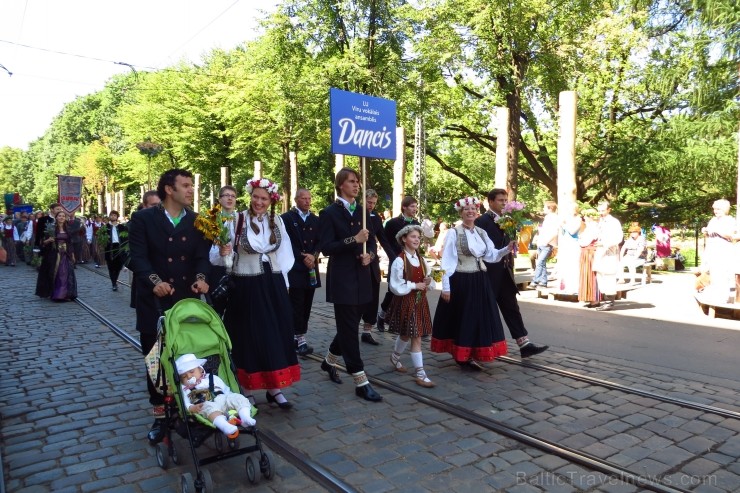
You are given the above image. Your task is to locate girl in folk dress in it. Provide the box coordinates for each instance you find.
[387,225,435,388]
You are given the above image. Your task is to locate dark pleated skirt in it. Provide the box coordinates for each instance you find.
[224,263,300,390]
[387,291,433,338]
[431,270,507,362]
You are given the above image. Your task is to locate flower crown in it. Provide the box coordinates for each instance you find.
[245,177,280,202]
[454,196,480,212]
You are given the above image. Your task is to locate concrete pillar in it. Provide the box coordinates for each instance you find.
[393,127,406,216]
[254,161,262,179]
[220,167,230,187]
[334,154,345,176]
[557,91,578,208]
[290,151,298,207]
[194,173,201,212]
[494,107,509,189]
[118,190,125,218]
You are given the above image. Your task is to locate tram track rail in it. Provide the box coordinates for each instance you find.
[495,356,740,420]
[78,266,734,492]
[303,354,695,493]
[73,293,356,493]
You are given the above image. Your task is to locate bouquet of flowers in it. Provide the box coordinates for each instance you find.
[44,221,56,239]
[495,200,526,241]
[431,267,445,283]
[95,225,109,247]
[195,203,235,270]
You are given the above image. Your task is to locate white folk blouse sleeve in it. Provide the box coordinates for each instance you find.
[208,244,223,266]
[439,229,459,293]
[481,231,510,264]
[389,256,416,296]
[274,216,294,288]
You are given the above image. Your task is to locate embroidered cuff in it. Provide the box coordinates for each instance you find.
[149,274,163,286]
[369,252,376,260]
[195,273,206,282]
[343,236,356,245]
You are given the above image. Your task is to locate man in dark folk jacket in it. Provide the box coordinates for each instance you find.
[318,168,382,402]
[128,168,211,444]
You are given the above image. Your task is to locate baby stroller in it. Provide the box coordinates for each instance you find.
[154,297,273,492]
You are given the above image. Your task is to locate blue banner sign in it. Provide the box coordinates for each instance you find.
[330,88,397,160]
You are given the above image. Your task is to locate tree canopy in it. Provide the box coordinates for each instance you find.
[2,0,737,227]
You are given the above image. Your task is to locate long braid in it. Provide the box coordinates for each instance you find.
[269,202,277,244]
[248,206,260,235]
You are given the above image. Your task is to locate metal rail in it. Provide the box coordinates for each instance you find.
[306,355,690,493]
[73,295,355,493]
[497,356,740,420]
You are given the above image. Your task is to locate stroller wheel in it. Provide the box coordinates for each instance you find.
[245,456,259,484]
[180,472,194,493]
[170,440,180,465]
[260,451,274,480]
[214,432,224,453]
[155,442,169,469]
[197,469,213,493]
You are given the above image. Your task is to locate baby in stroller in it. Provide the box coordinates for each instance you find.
[176,353,256,438]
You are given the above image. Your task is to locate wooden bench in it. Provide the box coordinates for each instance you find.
[695,292,740,320]
[619,261,654,285]
[536,284,640,302]
[637,262,654,285]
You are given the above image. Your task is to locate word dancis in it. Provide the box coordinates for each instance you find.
[337,118,392,151]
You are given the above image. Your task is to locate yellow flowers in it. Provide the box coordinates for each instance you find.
[195,204,232,245]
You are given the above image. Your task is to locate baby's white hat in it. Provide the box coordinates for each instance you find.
[175,353,207,375]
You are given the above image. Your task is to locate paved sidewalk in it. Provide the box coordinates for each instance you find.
[1,264,739,492]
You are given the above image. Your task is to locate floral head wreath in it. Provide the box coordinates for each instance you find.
[453,196,480,212]
[245,177,280,202]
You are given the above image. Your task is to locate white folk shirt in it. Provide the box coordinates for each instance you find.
[389,251,436,296]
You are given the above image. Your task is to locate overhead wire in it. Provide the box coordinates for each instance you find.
[158,0,242,66]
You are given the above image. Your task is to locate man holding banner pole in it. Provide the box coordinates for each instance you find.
[318,167,382,402]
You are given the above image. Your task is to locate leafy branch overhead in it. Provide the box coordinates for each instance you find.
[1,0,736,226]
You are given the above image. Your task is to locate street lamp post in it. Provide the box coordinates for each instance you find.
[136,139,163,190]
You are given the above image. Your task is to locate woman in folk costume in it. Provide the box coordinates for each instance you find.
[2,216,19,266]
[578,210,601,307]
[431,197,513,370]
[36,210,78,301]
[220,177,300,409]
[387,224,436,387]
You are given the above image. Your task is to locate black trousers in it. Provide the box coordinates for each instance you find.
[489,269,528,339]
[329,304,365,374]
[140,331,165,406]
[288,286,316,336]
[361,274,381,325]
[107,246,124,286]
[208,265,227,316]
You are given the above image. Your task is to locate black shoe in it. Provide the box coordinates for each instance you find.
[376,315,385,332]
[361,333,380,346]
[321,360,342,384]
[355,383,382,402]
[296,342,314,357]
[112,285,118,291]
[147,418,166,445]
[265,391,293,410]
[467,360,485,371]
[520,342,549,358]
